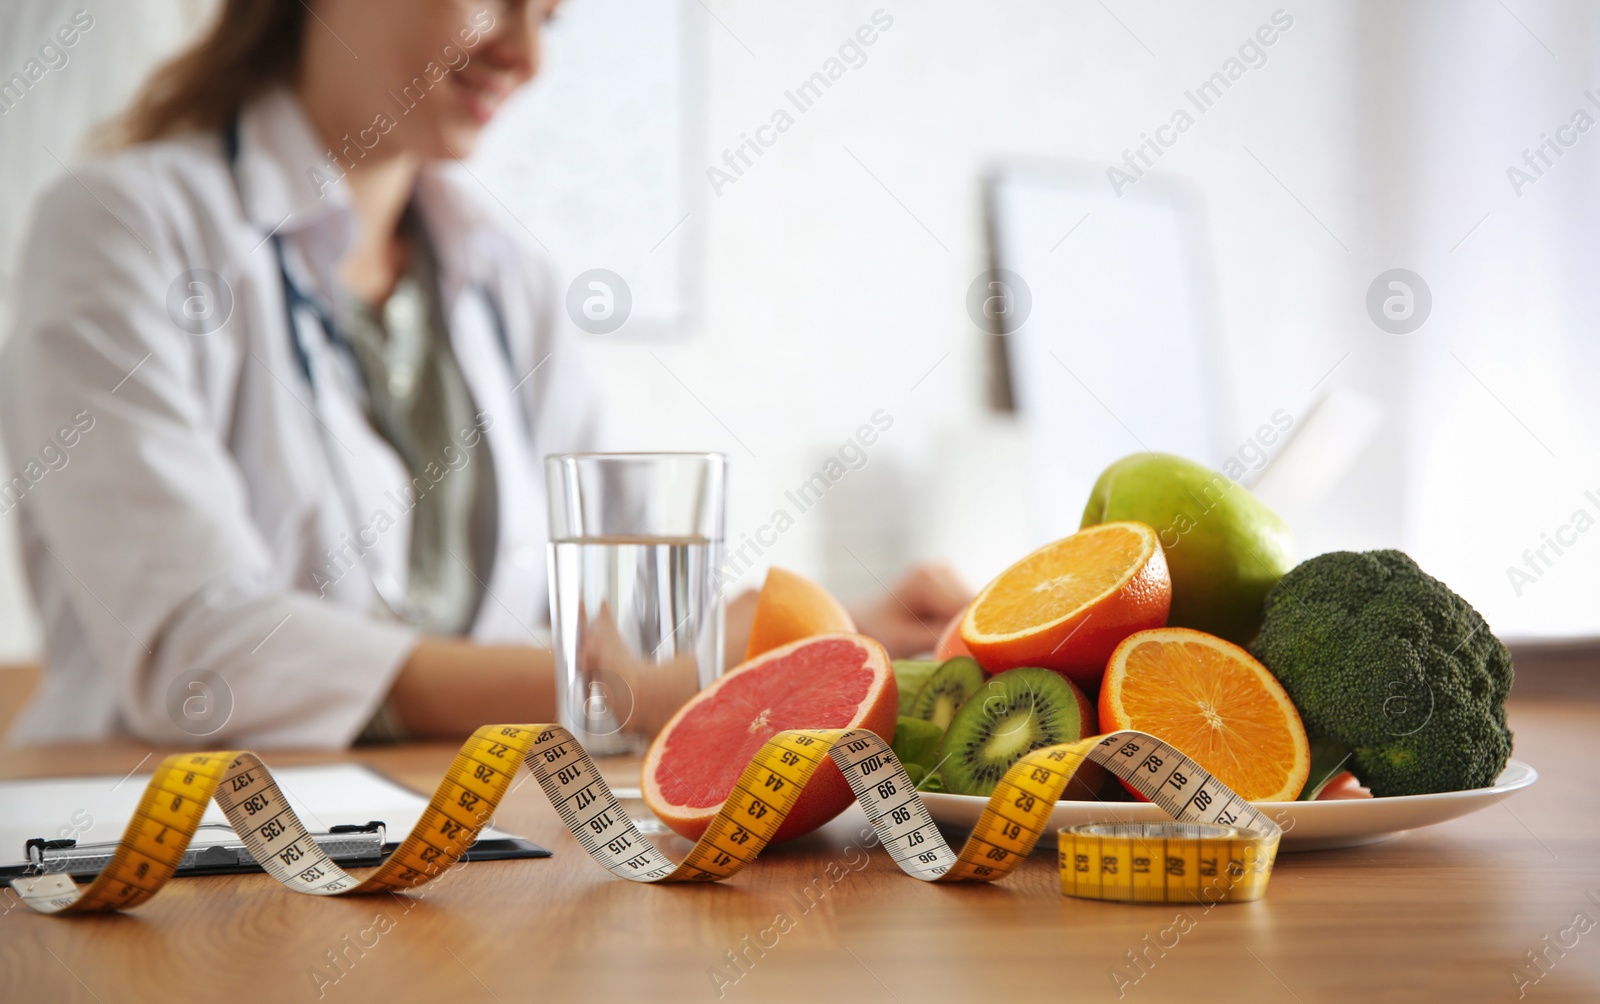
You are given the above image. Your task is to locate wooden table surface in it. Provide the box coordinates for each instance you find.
[2,696,1597,1003]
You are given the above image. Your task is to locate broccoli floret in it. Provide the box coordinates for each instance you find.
[1249,550,1513,797]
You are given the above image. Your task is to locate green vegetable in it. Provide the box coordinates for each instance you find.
[891,716,944,774]
[1250,550,1513,797]
[891,716,948,791]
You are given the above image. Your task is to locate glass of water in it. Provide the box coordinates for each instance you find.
[546,453,727,763]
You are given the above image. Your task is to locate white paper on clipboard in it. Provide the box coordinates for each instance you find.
[0,763,521,870]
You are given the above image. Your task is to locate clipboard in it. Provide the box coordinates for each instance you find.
[0,761,550,886]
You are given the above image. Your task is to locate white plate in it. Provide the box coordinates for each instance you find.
[920,759,1539,852]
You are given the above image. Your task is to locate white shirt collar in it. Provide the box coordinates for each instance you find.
[233,88,517,306]
[234,89,352,238]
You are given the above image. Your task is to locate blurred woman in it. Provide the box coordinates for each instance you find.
[1,0,968,747]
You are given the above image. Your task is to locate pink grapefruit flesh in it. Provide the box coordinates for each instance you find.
[642,633,897,844]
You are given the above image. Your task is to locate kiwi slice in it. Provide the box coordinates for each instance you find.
[938,667,1092,797]
[905,657,986,730]
[891,659,942,716]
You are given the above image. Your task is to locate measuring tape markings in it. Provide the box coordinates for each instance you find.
[52,752,229,912]
[1064,732,1275,904]
[12,725,1279,915]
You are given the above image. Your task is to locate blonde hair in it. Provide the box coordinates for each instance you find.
[112,1,305,146]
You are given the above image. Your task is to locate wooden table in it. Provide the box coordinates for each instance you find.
[2,697,1597,1003]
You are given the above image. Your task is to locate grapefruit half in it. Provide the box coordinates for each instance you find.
[643,633,897,844]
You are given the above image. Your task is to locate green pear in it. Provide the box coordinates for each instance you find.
[1080,453,1293,645]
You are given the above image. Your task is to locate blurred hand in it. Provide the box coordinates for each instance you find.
[848,561,972,659]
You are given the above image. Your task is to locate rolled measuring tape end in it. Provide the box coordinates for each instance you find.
[1059,822,1276,904]
[10,726,1279,915]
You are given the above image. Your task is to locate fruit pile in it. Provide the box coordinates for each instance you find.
[894,510,1310,804]
[897,452,1513,806]
[643,452,1515,844]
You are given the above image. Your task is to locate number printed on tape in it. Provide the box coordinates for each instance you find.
[11,727,1280,915]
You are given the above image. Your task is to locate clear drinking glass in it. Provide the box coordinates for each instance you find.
[546,453,727,767]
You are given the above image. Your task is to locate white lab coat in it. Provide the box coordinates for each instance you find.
[0,90,602,747]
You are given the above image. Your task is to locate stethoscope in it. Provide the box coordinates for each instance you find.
[222,120,519,625]
[222,121,516,385]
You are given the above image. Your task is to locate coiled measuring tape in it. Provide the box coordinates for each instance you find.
[10,726,1279,915]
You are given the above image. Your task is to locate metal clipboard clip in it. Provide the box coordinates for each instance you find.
[23,821,387,878]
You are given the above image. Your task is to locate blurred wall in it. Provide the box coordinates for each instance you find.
[586,0,1369,603]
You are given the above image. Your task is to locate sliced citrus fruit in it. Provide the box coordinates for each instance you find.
[643,633,896,843]
[744,567,856,660]
[959,522,1170,689]
[1100,627,1310,802]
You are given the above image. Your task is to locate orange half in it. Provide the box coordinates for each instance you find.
[744,567,855,660]
[1100,627,1310,802]
[959,522,1171,690]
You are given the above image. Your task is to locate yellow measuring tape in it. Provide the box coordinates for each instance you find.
[10,726,1278,914]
